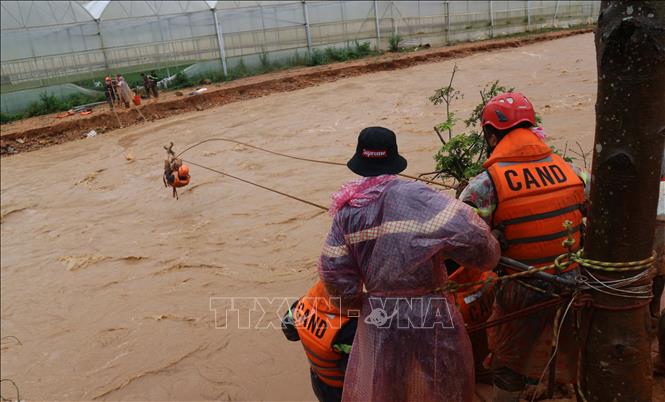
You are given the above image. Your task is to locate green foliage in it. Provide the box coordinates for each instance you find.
[306,42,374,66]
[1,91,104,123]
[427,67,515,193]
[388,33,402,52]
[434,132,487,184]
[74,65,189,91]
[140,43,373,90]
[0,112,24,124]
[427,74,586,193]
[199,70,226,83]
[171,72,194,89]
[256,50,282,74]
[429,86,462,107]
[551,144,575,163]
[429,67,463,140]
[464,80,515,128]
[259,49,270,69]
[4,42,378,124]
[39,93,62,113]
[353,40,371,56]
[435,111,457,136]
[289,50,308,67]
[228,59,251,80]
[325,46,349,62]
[307,49,327,66]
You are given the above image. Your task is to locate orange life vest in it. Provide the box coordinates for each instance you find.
[171,173,190,188]
[293,281,351,388]
[449,267,497,325]
[484,128,585,273]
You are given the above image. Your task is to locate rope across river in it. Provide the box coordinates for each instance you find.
[171,138,657,288]
[181,159,330,211]
[175,137,456,189]
[169,139,658,318]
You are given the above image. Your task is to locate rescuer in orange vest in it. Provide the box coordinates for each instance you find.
[282,281,357,402]
[459,93,588,401]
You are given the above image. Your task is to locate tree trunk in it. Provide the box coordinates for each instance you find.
[581,1,665,401]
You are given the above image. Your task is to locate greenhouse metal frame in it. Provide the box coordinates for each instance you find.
[1,1,599,111]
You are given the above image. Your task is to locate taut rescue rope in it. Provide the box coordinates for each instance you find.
[182,159,329,211]
[175,137,456,189]
[169,144,659,349]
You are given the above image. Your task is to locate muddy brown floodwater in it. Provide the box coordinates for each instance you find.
[1,32,660,401]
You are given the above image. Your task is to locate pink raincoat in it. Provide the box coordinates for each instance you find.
[319,176,500,401]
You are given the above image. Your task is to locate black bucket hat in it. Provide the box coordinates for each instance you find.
[347,127,408,177]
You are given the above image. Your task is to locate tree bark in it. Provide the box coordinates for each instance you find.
[581,1,665,401]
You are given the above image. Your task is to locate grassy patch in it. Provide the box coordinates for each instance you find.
[389,33,403,51]
[497,24,591,39]
[178,41,377,87]
[0,112,23,124]
[0,92,105,124]
[118,42,376,91]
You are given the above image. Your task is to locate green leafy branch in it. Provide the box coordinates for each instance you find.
[421,65,514,195]
[421,67,588,195]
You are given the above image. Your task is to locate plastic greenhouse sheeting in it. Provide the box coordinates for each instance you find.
[1,1,600,114]
[0,83,102,114]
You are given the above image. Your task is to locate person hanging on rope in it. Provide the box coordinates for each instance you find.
[163,143,190,199]
[319,126,500,401]
[458,93,589,401]
[281,280,357,402]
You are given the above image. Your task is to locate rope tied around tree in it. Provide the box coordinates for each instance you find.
[166,143,659,330]
[175,148,658,306]
[574,250,657,272]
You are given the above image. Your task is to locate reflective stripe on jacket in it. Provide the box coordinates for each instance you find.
[484,128,585,271]
[293,282,351,388]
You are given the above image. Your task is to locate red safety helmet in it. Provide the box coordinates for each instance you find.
[481,92,536,131]
[178,164,189,177]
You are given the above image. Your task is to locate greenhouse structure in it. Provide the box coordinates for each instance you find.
[1,1,600,114]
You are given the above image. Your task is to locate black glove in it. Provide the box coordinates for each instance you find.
[444,259,461,275]
[281,301,300,341]
[492,229,509,252]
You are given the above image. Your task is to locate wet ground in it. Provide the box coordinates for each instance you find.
[0,29,592,156]
[3,32,657,401]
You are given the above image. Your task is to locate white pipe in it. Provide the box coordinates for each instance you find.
[302,1,313,54]
[340,1,348,43]
[390,0,395,34]
[489,1,494,38]
[96,19,109,71]
[212,9,228,77]
[445,0,450,44]
[374,0,381,49]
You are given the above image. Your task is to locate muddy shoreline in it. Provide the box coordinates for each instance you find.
[0,27,593,156]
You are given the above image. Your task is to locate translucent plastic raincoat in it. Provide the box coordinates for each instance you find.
[319,176,500,402]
